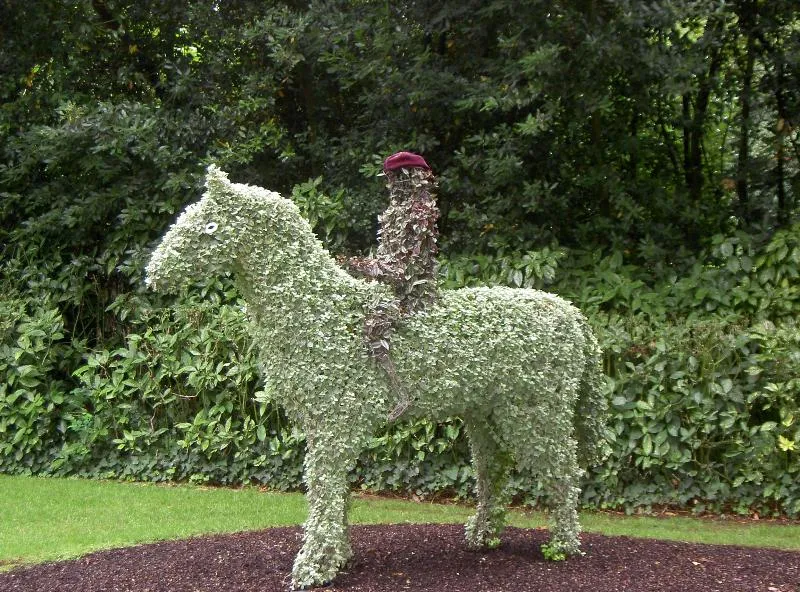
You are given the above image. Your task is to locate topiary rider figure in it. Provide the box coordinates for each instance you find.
[344,151,440,420]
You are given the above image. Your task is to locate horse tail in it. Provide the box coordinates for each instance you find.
[573,317,610,467]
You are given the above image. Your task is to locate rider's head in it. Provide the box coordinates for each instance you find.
[382,151,436,193]
[383,151,430,173]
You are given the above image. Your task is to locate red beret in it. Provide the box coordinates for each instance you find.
[383,151,431,173]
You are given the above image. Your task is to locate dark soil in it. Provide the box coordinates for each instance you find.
[1,524,798,592]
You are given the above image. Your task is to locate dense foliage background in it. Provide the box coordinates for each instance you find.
[1,0,798,516]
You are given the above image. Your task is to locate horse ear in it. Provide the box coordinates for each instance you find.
[205,164,230,195]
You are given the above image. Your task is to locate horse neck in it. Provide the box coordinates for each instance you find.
[231,203,360,323]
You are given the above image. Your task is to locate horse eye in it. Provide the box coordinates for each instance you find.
[204,222,218,235]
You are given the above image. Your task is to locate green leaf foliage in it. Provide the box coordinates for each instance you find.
[0,0,798,524]
[0,295,81,474]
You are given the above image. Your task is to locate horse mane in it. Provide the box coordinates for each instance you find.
[205,165,376,299]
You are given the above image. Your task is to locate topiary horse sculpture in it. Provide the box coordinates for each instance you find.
[146,166,608,589]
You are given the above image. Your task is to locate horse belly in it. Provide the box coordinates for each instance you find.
[392,290,586,419]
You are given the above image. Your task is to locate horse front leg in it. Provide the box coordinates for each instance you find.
[291,437,356,590]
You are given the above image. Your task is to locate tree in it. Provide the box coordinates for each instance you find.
[1,0,798,350]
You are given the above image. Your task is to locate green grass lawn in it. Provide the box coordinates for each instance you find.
[1,474,798,571]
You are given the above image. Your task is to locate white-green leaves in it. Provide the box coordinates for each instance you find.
[146,166,607,589]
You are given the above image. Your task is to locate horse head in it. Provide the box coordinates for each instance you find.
[145,165,241,292]
[145,165,338,291]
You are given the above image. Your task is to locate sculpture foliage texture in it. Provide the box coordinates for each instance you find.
[344,164,440,419]
[345,165,440,313]
[146,166,609,589]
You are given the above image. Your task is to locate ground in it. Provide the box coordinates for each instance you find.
[1,524,797,592]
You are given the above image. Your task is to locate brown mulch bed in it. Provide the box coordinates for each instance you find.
[1,524,798,592]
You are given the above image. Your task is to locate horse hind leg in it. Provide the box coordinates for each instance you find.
[464,418,512,549]
[494,407,583,559]
[539,440,583,559]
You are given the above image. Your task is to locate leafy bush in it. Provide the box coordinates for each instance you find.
[354,418,473,498]
[0,228,797,517]
[61,297,304,488]
[586,314,799,516]
[0,295,82,474]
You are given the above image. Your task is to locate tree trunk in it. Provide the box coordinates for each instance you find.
[628,110,639,182]
[736,2,756,224]
[682,93,694,196]
[774,59,791,227]
[682,18,726,203]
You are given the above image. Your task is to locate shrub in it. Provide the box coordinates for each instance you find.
[0,295,82,474]
[1,229,797,517]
